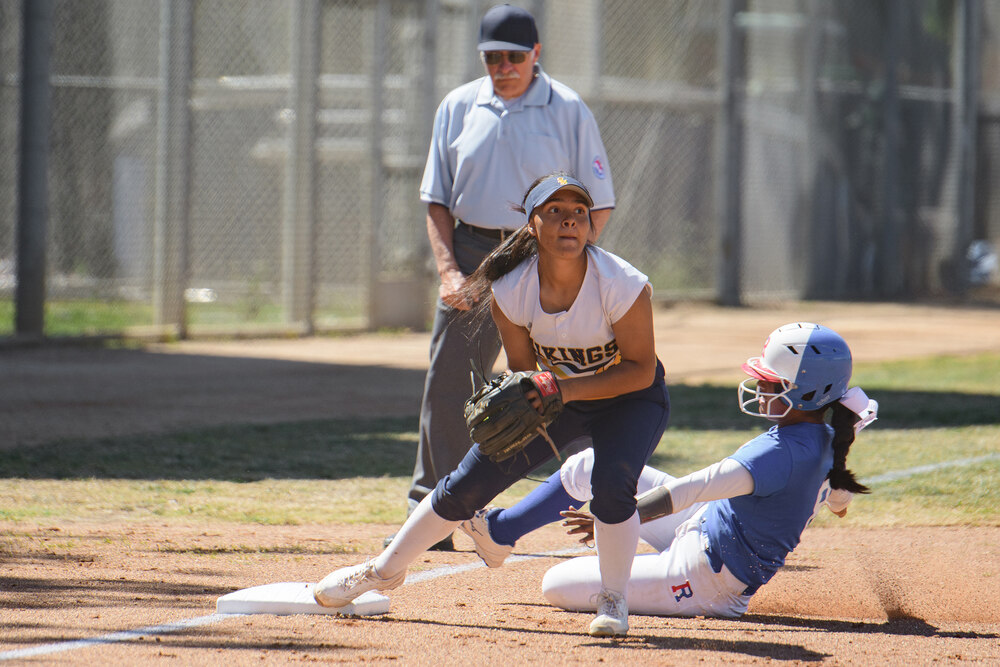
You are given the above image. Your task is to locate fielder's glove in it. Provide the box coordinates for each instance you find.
[464,370,564,463]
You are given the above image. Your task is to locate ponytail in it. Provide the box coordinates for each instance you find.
[826,402,871,494]
[460,170,593,331]
[461,226,538,326]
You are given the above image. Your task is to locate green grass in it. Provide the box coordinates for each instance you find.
[0,299,154,336]
[0,353,997,528]
[0,298,364,336]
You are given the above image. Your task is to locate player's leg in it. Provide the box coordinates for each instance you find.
[557,446,686,551]
[383,434,567,571]
[587,387,670,635]
[634,465,694,553]
[484,439,591,548]
[542,550,705,616]
[543,508,748,618]
[314,495,453,607]
[316,444,517,607]
[405,225,502,544]
[408,304,501,512]
[459,409,595,566]
[316,428,571,607]
[471,426,676,565]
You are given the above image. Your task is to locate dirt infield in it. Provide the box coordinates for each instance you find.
[3,301,1000,664]
[2,522,998,664]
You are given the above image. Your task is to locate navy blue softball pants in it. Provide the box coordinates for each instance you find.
[431,364,670,525]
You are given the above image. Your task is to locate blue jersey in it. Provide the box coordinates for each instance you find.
[703,422,835,592]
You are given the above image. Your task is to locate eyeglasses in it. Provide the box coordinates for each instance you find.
[481,51,529,66]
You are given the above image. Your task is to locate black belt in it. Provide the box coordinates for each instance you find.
[457,220,512,241]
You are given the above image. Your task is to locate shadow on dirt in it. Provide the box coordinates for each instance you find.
[1,382,997,481]
[2,346,428,447]
[0,415,419,480]
[0,574,230,610]
[666,385,1000,430]
[1,345,996,481]
[366,614,832,661]
[742,613,999,640]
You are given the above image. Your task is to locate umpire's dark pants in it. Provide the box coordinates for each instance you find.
[406,223,504,512]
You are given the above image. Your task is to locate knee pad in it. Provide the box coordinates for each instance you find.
[588,495,638,524]
[589,460,639,524]
[590,460,641,523]
[430,479,481,522]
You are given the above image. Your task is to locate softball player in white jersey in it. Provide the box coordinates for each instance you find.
[314,174,668,638]
[460,323,878,618]
[406,3,615,536]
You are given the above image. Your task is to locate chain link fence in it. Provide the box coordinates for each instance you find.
[2,0,998,339]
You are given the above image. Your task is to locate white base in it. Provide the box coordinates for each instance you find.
[216,582,390,616]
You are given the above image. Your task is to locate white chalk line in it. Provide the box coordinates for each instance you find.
[0,546,587,662]
[3,453,997,661]
[0,613,241,661]
[860,452,999,485]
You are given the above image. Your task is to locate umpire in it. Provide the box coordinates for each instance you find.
[397,3,616,550]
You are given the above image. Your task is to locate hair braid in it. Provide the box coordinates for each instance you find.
[826,402,871,494]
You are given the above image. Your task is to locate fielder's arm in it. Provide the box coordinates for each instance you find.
[561,457,755,543]
[491,299,539,373]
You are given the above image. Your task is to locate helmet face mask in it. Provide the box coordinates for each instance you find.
[738,377,793,420]
[738,322,853,420]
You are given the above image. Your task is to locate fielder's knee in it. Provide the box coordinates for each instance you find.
[430,480,483,522]
[589,459,640,523]
[589,486,639,524]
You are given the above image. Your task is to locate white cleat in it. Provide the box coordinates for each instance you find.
[588,588,629,637]
[313,559,405,608]
[458,508,513,568]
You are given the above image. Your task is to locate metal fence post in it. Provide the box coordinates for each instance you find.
[949,0,982,292]
[283,0,320,333]
[419,0,438,156]
[714,0,745,307]
[153,0,193,336]
[366,0,388,330]
[803,0,824,296]
[879,0,903,297]
[15,0,53,340]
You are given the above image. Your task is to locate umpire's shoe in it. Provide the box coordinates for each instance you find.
[313,560,404,608]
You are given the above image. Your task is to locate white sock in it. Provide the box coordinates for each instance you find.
[594,511,640,597]
[374,496,458,577]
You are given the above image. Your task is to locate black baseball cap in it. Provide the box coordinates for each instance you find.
[478,4,538,52]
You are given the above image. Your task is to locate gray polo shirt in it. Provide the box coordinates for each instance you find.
[419,65,615,231]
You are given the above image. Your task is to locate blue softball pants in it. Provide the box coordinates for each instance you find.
[431,362,670,525]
